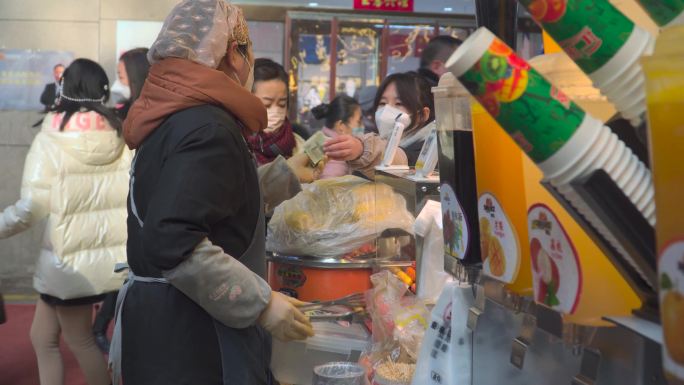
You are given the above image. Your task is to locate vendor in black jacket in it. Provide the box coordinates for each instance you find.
[109,2,313,385]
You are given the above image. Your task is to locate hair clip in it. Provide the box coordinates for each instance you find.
[59,93,106,104]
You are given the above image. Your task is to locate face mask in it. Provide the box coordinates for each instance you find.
[352,126,365,137]
[233,51,254,91]
[265,106,287,133]
[111,79,131,100]
[375,105,411,139]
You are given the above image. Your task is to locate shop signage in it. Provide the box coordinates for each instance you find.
[353,0,414,12]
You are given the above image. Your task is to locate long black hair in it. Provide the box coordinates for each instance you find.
[311,95,360,128]
[120,48,150,103]
[373,71,435,134]
[53,58,122,133]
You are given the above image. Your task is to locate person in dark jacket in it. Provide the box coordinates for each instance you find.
[417,35,462,87]
[39,64,65,111]
[109,2,313,385]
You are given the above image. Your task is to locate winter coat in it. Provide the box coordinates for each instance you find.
[319,128,351,179]
[0,111,131,299]
[121,105,272,385]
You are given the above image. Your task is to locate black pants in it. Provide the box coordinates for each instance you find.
[92,291,118,334]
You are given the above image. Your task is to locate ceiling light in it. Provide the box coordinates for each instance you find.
[309,2,319,6]
[444,7,454,11]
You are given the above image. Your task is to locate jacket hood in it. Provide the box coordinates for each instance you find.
[42,112,125,166]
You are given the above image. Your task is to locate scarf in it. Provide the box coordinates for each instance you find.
[123,58,266,149]
[245,119,296,166]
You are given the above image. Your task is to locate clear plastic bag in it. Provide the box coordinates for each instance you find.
[362,271,429,384]
[266,176,414,257]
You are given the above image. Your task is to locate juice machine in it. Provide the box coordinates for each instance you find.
[429,0,667,379]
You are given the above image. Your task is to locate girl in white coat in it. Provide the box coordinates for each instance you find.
[0,59,131,385]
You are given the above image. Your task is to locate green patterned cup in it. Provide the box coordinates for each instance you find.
[517,0,655,126]
[635,0,684,26]
[446,27,656,226]
[445,27,585,165]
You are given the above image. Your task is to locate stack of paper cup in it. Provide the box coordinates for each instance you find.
[634,0,684,27]
[518,0,655,127]
[446,27,656,279]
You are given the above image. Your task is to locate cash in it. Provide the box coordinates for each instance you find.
[303,131,327,166]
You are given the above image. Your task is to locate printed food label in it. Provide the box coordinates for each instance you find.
[528,204,582,314]
[458,38,585,163]
[518,0,635,73]
[478,193,521,283]
[635,0,684,27]
[659,239,684,380]
[441,184,470,260]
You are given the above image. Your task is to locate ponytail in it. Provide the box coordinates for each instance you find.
[311,95,360,128]
[311,103,330,120]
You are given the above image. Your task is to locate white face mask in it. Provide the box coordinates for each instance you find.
[265,106,287,134]
[375,105,411,139]
[111,79,131,100]
[234,51,254,91]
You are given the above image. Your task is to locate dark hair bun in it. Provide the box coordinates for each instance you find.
[311,103,330,120]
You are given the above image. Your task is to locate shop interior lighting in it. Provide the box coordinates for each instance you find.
[444,7,453,11]
[308,2,319,6]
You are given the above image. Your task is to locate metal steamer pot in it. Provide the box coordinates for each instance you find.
[267,253,375,302]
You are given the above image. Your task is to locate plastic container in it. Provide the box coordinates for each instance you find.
[528,53,617,123]
[610,0,660,35]
[591,26,654,125]
[643,25,684,383]
[272,322,371,385]
[432,73,482,268]
[518,0,655,126]
[313,362,366,385]
[538,115,656,225]
[446,27,656,227]
[634,0,684,26]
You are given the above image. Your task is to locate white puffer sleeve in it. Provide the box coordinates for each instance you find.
[0,133,55,238]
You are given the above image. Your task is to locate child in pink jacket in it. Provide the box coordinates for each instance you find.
[311,95,362,179]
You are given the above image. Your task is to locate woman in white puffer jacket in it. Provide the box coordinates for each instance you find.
[0,58,131,385]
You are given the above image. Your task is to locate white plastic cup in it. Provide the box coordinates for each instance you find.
[587,26,655,126]
[445,28,495,78]
[539,114,655,226]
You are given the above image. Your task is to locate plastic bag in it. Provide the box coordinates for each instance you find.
[413,200,452,303]
[362,271,429,383]
[267,176,414,257]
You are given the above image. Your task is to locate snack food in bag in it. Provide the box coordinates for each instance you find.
[267,176,415,257]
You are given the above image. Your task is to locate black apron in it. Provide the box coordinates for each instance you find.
[110,146,272,385]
